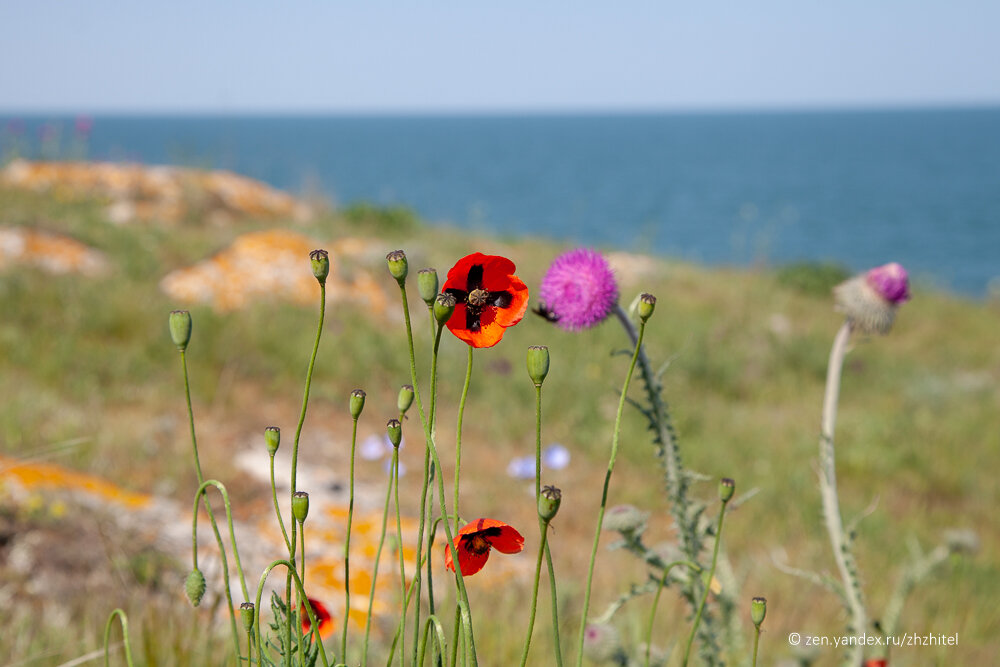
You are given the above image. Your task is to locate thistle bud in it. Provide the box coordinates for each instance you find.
[526,345,550,387]
[185,568,207,607]
[349,389,366,420]
[603,504,649,534]
[397,385,415,415]
[433,293,456,325]
[309,249,330,285]
[417,268,439,306]
[169,310,192,351]
[833,262,910,335]
[264,426,280,455]
[637,293,656,322]
[719,477,735,503]
[538,485,562,522]
[386,419,402,448]
[240,602,256,632]
[292,491,310,524]
[582,623,623,664]
[751,596,767,628]
[386,250,408,284]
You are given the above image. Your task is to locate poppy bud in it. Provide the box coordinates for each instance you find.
[397,384,414,415]
[185,568,206,607]
[538,485,562,522]
[264,426,280,455]
[751,596,767,628]
[637,293,656,322]
[386,419,402,448]
[309,249,330,285]
[169,310,192,351]
[292,491,309,524]
[386,250,408,284]
[433,293,456,325]
[349,389,366,420]
[719,477,735,503]
[526,345,550,387]
[417,268,439,306]
[240,602,256,632]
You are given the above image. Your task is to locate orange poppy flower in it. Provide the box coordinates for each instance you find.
[444,518,524,576]
[442,253,529,348]
[301,597,334,639]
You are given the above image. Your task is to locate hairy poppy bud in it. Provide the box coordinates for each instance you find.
[526,345,550,387]
[292,491,310,524]
[309,249,330,285]
[719,477,735,503]
[169,310,192,351]
[637,293,656,322]
[397,385,414,415]
[240,602,256,632]
[386,250,408,284]
[417,268,439,306]
[386,419,402,448]
[538,485,562,522]
[185,568,206,607]
[264,426,280,455]
[751,596,767,627]
[433,293,456,325]
[349,389,366,420]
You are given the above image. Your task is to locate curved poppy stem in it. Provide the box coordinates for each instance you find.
[416,614,449,666]
[454,345,473,532]
[681,496,730,667]
[341,412,359,662]
[518,518,550,667]
[269,452,292,553]
[361,445,397,667]
[253,560,330,667]
[396,280,479,666]
[103,608,135,667]
[544,542,564,667]
[643,560,701,667]
[574,319,645,667]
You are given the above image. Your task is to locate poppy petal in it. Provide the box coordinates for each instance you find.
[485,524,525,554]
[301,597,334,639]
[447,306,506,348]
[444,538,491,576]
[491,275,529,328]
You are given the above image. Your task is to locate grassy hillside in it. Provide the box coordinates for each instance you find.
[1,185,997,665]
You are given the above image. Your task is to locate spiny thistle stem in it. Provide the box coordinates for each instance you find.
[575,319,646,667]
[103,609,135,667]
[396,280,479,666]
[342,413,359,661]
[820,321,867,666]
[361,446,397,667]
[643,560,701,667]
[682,494,731,667]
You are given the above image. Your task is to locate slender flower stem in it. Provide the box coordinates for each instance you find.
[178,350,243,659]
[534,385,542,499]
[574,321,645,666]
[397,282,479,666]
[752,626,762,667]
[682,499,730,667]
[544,543,564,667]
[454,345,473,531]
[269,453,292,552]
[820,321,867,666]
[416,615,448,666]
[341,415,359,661]
[518,518,550,667]
[394,447,407,667]
[362,446,397,667]
[643,560,701,667]
[253,560,330,667]
[103,609,135,667]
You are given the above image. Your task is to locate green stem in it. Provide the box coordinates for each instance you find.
[574,320,646,667]
[454,345,473,531]
[270,453,292,553]
[397,281,479,666]
[394,448,407,667]
[103,609,135,667]
[362,444,396,667]
[518,519,550,667]
[341,415,359,661]
[643,560,701,667]
[752,626,761,667]
[416,615,448,667]
[253,560,330,667]
[682,499,730,667]
[544,543,564,667]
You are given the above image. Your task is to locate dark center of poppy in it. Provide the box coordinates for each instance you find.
[468,288,488,306]
[465,534,491,555]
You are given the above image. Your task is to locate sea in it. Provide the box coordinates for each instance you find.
[2,108,998,297]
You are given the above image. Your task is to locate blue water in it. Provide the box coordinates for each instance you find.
[3,109,998,296]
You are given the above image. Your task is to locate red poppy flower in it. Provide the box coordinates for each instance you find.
[444,518,524,576]
[863,660,887,667]
[442,253,529,348]
[301,597,334,639]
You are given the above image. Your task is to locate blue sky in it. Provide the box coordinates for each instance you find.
[2,1,998,113]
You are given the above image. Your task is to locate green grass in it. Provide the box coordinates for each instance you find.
[1,186,998,665]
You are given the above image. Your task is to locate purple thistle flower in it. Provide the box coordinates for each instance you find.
[539,248,618,331]
[866,262,910,304]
